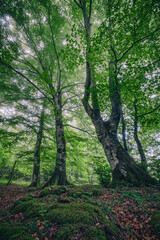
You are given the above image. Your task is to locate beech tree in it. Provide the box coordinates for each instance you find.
[72,0,159,186]
[0,0,94,186]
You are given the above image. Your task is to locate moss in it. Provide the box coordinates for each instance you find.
[11,200,36,214]
[9,233,34,240]
[55,226,75,240]
[68,185,103,198]
[18,196,34,202]
[46,206,93,224]
[151,210,160,235]
[39,186,68,198]
[0,223,34,240]
[85,227,106,240]
[39,187,53,198]
[55,225,113,240]
[24,202,47,218]
[92,188,103,196]
[10,196,33,211]
[57,196,75,203]
[46,202,117,235]
[53,186,67,195]
[68,188,85,198]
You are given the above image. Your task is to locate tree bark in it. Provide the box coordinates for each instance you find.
[30,104,45,187]
[78,0,156,186]
[134,102,147,171]
[7,160,17,185]
[44,95,68,187]
[121,107,128,152]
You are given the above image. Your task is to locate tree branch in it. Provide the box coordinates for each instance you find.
[73,0,82,9]
[117,28,160,62]
[89,0,92,20]
[64,124,96,138]
[62,93,82,107]
[47,7,61,90]
[138,104,160,118]
[0,60,54,105]
[23,26,45,70]
[61,82,85,91]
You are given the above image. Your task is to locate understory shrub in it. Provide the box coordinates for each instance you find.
[93,160,111,187]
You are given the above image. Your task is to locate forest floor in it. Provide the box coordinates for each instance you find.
[0,184,160,240]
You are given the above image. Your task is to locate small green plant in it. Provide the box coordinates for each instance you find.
[93,158,111,187]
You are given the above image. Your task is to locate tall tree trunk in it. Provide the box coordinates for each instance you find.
[7,160,17,185]
[30,104,45,187]
[78,0,156,186]
[121,107,128,152]
[134,102,147,171]
[44,95,68,187]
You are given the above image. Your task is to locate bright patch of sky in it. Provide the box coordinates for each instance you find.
[150,94,157,99]
[62,40,67,45]
[0,106,16,118]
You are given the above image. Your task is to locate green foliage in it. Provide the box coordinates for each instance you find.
[0,0,160,187]
[93,158,111,187]
[148,158,160,183]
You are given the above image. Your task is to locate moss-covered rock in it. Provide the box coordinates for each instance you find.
[54,186,67,195]
[68,188,85,198]
[47,205,93,224]
[0,223,34,240]
[10,196,33,212]
[151,210,160,235]
[11,198,50,219]
[57,196,75,203]
[39,187,53,198]
[24,202,47,218]
[39,186,68,198]
[46,202,117,235]
[55,226,76,240]
[11,200,36,214]
[55,225,113,240]
[85,227,106,240]
[68,185,103,198]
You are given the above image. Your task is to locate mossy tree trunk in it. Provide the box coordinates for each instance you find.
[74,0,156,186]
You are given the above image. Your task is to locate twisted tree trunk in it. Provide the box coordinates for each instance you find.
[76,0,156,186]
[134,102,147,171]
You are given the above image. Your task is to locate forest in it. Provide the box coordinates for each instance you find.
[0,0,160,239]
